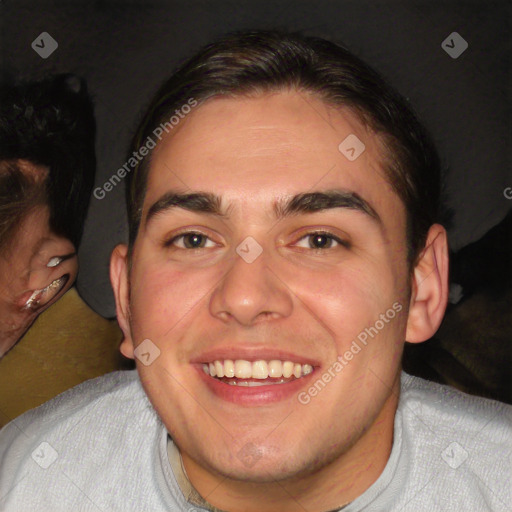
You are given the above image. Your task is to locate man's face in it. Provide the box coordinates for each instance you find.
[122,91,411,481]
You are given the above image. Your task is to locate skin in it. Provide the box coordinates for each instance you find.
[0,162,78,358]
[111,90,448,511]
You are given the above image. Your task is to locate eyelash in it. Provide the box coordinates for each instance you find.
[164,230,349,251]
[294,231,349,250]
[164,231,216,249]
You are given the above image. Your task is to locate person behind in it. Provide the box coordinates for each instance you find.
[0,74,95,357]
[0,31,510,511]
[0,75,123,425]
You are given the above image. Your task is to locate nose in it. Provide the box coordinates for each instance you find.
[209,242,293,326]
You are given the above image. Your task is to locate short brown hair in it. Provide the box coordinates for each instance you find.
[127,30,443,266]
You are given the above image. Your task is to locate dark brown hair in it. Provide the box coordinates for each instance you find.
[127,30,442,266]
[0,74,96,249]
[0,161,47,254]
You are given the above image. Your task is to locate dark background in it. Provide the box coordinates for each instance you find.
[1,0,511,318]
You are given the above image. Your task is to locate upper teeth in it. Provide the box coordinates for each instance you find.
[203,359,313,379]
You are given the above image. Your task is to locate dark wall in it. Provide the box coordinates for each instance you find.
[1,0,510,317]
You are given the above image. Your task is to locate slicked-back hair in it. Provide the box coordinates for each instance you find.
[127,30,442,267]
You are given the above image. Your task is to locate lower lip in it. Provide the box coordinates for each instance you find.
[195,365,316,406]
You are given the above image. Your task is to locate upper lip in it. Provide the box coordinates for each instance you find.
[191,347,320,366]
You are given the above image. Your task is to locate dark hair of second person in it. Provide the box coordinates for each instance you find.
[0,74,96,357]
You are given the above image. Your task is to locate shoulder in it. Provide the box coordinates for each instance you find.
[400,372,512,445]
[1,370,147,436]
[394,372,511,510]
[0,369,154,452]
[0,370,157,452]
[0,370,164,510]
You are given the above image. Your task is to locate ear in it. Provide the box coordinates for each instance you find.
[405,224,449,343]
[110,244,134,359]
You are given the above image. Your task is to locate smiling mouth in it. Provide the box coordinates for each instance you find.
[202,359,314,387]
[24,274,70,310]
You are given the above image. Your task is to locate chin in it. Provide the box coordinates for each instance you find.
[202,444,314,483]
[216,460,296,483]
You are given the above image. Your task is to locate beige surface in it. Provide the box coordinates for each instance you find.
[0,287,123,428]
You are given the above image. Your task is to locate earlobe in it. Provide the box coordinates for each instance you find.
[405,224,449,343]
[110,244,134,359]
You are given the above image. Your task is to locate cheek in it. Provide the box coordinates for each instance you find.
[128,262,217,340]
[67,258,79,283]
[286,258,400,340]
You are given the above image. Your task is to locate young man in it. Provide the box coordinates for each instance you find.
[0,31,510,511]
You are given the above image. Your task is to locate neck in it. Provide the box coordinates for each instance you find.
[181,379,399,512]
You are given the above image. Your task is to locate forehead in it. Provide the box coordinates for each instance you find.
[144,91,401,221]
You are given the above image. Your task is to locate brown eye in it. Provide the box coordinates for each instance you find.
[183,233,206,248]
[309,233,334,249]
[294,231,347,250]
[166,232,216,249]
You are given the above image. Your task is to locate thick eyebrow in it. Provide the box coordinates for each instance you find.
[146,192,226,225]
[273,190,381,223]
[145,189,381,226]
